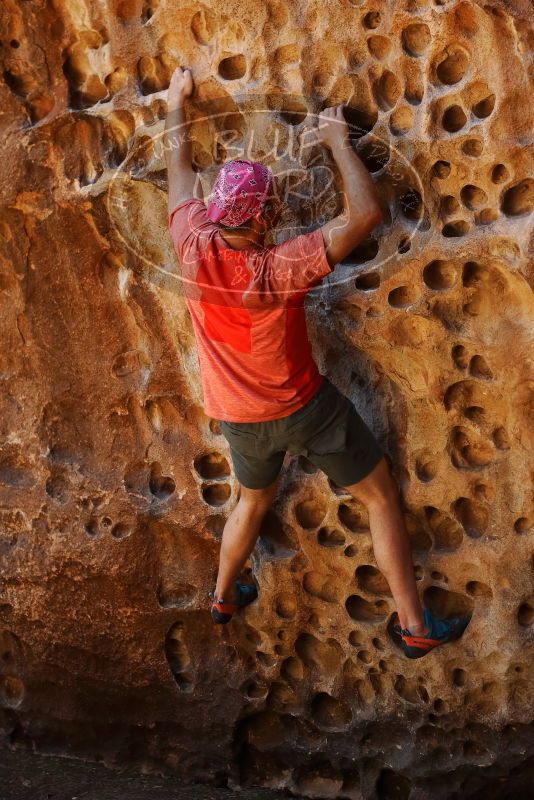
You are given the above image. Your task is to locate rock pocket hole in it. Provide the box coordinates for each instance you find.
[398,235,411,254]
[469,354,493,379]
[442,220,469,237]
[423,259,457,290]
[491,164,508,184]
[441,195,460,215]
[338,502,369,532]
[85,518,99,537]
[389,106,413,135]
[452,344,469,368]
[275,595,297,619]
[436,46,470,85]
[475,208,498,225]
[259,510,296,557]
[190,9,217,44]
[281,656,304,682]
[343,106,379,139]
[424,506,463,551]
[295,633,342,672]
[501,179,534,216]
[492,426,510,450]
[149,463,175,500]
[280,104,307,126]
[415,455,438,482]
[355,565,392,596]
[514,517,532,534]
[343,237,379,265]
[295,498,327,529]
[442,105,467,133]
[269,93,308,125]
[358,140,390,172]
[165,622,193,692]
[318,526,346,547]
[432,160,451,178]
[466,580,492,599]
[401,23,431,56]
[311,692,352,730]
[374,70,401,110]
[363,11,381,28]
[202,483,231,506]
[517,601,534,627]
[367,35,392,60]
[423,585,474,619]
[111,522,131,539]
[388,285,420,308]
[1,676,24,708]
[218,54,246,80]
[462,138,483,157]
[460,184,487,210]
[346,594,389,622]
[376,770,412,800]
[452,667,467,687]
[303,572,340,603]
[355,271,380,290]
[399,188,423,221]
[453,497,488,538]
[472,93,495,118]
[462,260,488,286]
[193,452,230,479]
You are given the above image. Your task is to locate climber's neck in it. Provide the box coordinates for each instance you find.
[218,229,264,250]
[218,213,267,250]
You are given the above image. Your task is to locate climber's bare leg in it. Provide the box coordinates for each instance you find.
[214,477,279,602]
[342,456,428,635]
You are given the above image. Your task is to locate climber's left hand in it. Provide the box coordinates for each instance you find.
[168,66,194,106]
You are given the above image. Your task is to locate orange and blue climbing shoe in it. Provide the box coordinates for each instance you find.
[394,607,471,659]
[210,581,258,624]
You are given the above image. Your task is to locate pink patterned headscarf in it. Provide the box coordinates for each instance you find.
[206,159,273,227]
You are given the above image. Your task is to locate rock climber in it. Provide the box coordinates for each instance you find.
[164,66,471,658]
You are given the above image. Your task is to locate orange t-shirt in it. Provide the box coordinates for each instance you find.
[168,198,333,422]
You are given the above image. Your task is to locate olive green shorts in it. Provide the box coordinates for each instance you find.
[220,376,385,490]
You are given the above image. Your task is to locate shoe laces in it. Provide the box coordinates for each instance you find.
[393,623,412,637]
[208,590,225,604]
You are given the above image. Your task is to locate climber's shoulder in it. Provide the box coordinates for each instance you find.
[168,198,218,261]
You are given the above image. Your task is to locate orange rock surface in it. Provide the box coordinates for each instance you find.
[0,1,533,797]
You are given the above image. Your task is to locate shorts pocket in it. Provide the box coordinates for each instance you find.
[302,403,351,457]
[286,379,332,433]
[220,421,260,456]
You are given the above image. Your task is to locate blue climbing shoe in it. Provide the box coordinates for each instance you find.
[394,607,471,659]
[210,581,258,624]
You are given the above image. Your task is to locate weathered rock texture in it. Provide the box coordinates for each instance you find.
[1,0,533,798]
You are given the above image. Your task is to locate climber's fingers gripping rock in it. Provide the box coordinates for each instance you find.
[314,104,349,150]
[168,66,194,106]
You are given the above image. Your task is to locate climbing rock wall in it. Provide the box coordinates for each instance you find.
[1,0,533,797]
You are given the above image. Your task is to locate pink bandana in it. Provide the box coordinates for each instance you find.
[206,159,273,227]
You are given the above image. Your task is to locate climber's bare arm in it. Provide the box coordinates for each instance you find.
[164,67,203,214]
[315,105,382,268]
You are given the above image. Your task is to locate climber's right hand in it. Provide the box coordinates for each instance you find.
[314,105,349,150]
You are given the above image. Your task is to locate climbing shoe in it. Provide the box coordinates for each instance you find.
[394,607,471,659]
[210,581,258,624]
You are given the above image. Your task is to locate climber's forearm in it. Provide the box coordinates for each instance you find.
[164,97,202,212]
[164,104,191,169]
[318,110,382,266]
[330,136,381,223]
